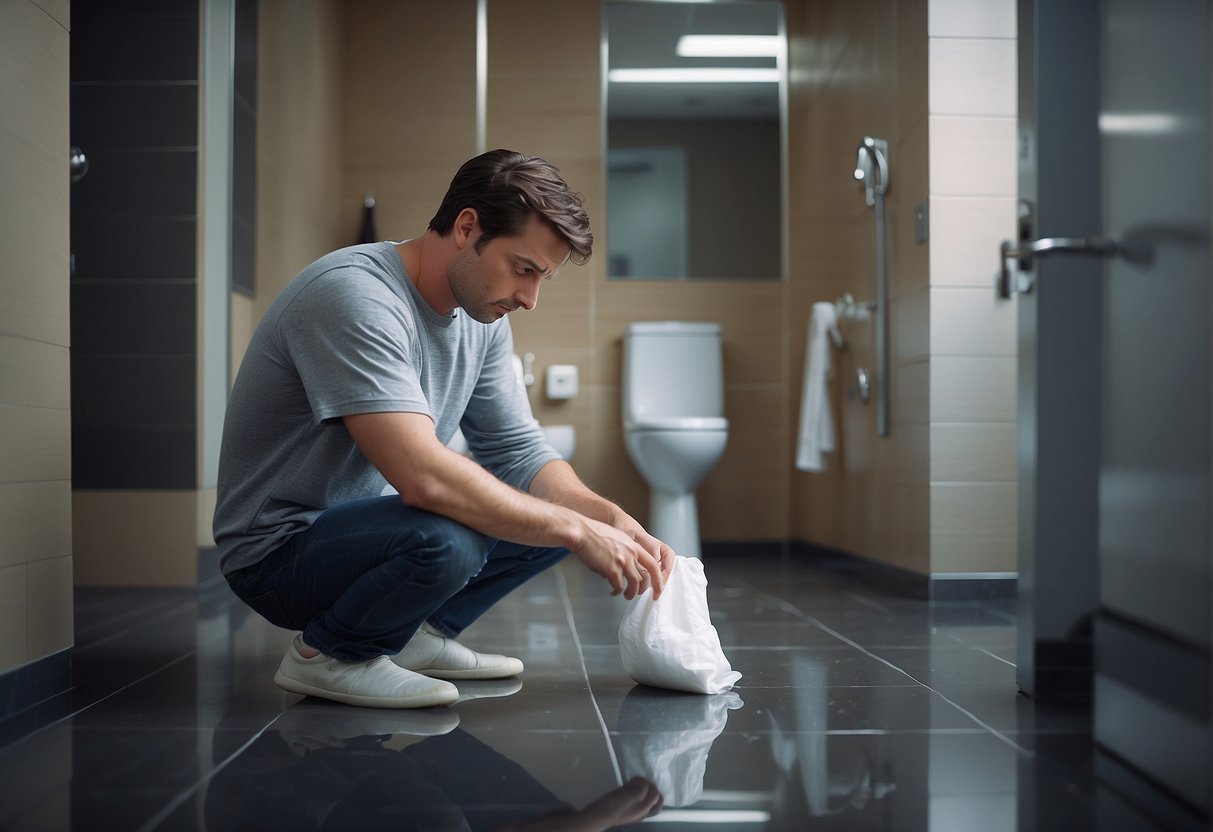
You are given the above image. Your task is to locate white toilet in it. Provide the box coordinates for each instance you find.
[622,321,729,558]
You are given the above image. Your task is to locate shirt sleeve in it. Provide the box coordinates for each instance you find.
[460,319,560,490]
[276,268,433,426]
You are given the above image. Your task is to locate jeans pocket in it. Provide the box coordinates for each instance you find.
[241,589,295,630]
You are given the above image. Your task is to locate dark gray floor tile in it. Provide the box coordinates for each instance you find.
[0,555,1118,831]
[868,645,1019,689]
[721,646,923,688]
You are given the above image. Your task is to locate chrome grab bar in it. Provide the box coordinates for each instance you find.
[853,136,890,436]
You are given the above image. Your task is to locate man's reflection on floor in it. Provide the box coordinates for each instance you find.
[205,701,662,832]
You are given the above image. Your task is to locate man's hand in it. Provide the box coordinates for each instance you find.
[609,512,676,598]
[529,461,677,599]
[573,517,667,600]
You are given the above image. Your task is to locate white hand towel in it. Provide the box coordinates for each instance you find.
[795,302,838,472]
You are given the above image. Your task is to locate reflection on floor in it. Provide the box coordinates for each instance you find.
[0,554,1120,830]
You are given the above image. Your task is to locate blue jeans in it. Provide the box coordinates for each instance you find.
[225,495,570,661]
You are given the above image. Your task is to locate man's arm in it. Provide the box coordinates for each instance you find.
[529,459,677,590]
[344,411,665,599]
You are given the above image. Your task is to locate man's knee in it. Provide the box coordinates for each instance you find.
[407,516,489,590]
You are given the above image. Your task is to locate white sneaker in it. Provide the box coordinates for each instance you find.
[274,636,459,709]
[392,622,524,680]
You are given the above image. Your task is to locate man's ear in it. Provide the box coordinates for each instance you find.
[453,208,480,249]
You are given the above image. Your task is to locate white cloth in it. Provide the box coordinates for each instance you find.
[618,557,741,695]
[795,302,838,472]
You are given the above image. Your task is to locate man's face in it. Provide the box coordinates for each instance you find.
[448,213,570,324]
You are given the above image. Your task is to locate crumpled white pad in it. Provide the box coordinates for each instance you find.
[618,556,742,694]
[617,687,744,807]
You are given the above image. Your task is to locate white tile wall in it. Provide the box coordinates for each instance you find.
[929,115,1017,197]
[925,0,1019,573]
[929,356,1016,424]
[928,0,1016,39]
[930,483,1017,571]
[930,288,1016,357]
[929,39,1017,116]
[930,423,1017,482]
[929,196,1017,287]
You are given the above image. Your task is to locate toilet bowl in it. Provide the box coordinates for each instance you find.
[623,322,729,558]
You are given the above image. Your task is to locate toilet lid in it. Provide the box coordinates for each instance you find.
[626,416,728,431]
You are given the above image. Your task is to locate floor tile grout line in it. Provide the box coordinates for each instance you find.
[554,567,623,787]
[75,603,205,655]
[3,607,244,751]
[736,580,1036,758]
[843,591,893,614]
[983,605,1018,625]
[2,650,197,754]
[805,616,1033,756]
[942,632,1018,668]
[74,594,190,641]
[75,588,241,655]
[138,713,286,832]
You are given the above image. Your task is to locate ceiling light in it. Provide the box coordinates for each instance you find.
[676,35,781,57]
[608,68,780,84]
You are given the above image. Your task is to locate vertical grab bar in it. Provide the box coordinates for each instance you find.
[854,136,890,437]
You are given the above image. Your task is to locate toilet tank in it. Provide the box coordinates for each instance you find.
[623,321,723,422]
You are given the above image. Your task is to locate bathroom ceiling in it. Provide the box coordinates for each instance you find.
[606,1,782,121]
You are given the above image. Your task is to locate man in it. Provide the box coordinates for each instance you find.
[214,149,675,710]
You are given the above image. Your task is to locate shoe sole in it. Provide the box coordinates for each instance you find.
[399,662,524,681]
[273,670,459,709]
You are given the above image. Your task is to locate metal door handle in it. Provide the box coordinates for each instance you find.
[997,236,1121,297]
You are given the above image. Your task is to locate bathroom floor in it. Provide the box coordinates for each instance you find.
[0,553,1147,831]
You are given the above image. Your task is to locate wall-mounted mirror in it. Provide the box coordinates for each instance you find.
[605,0,785,281]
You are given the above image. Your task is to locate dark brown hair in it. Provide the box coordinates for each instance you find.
[428,149,593,265]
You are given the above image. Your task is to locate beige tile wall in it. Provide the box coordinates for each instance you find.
[340,0,478,250]
[0,0,72,671]
[787,0,933,574]
[218,1,348,573]
[72,492,201,586]
[233,0,347,404]
[927,0,1018,573]
[250,0,347,326]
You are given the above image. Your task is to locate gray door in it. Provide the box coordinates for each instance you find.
[1013,0,1211,823]
[1012,0,1103,702]
[1092,0,1211,820]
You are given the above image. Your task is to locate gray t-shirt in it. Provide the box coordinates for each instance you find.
[213,242,559,575]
